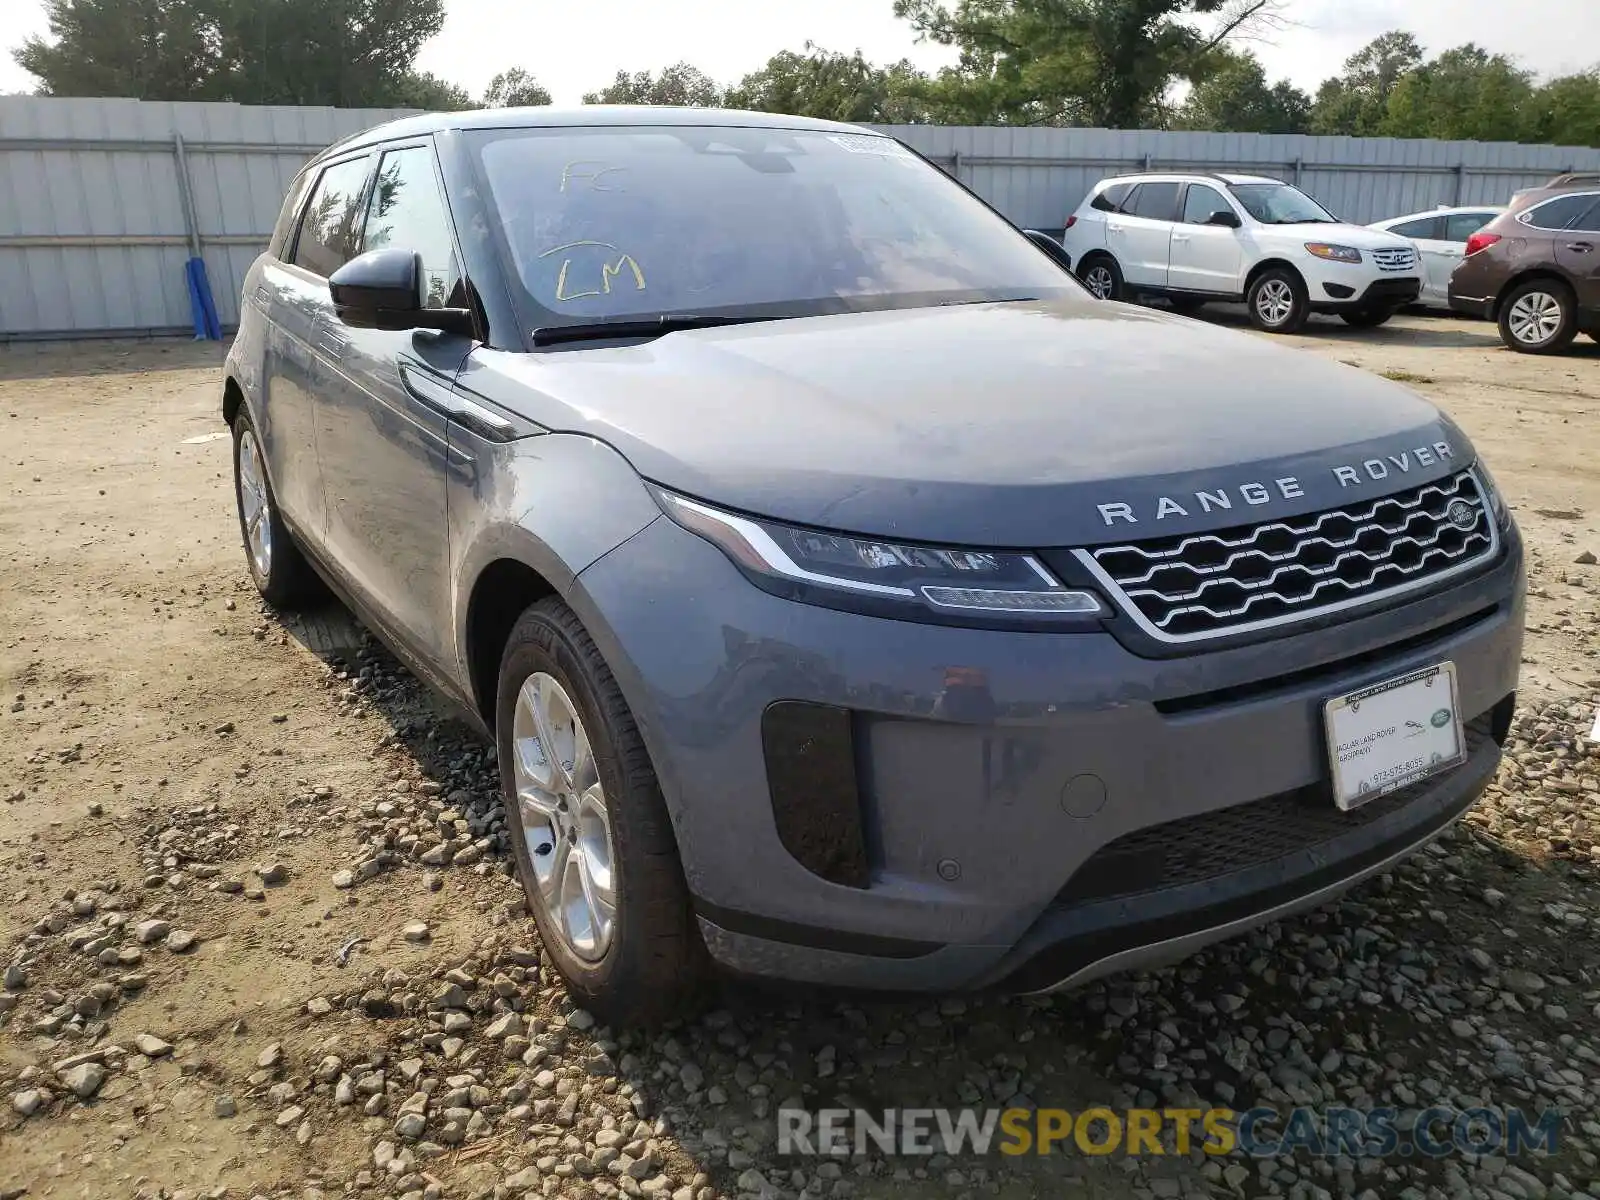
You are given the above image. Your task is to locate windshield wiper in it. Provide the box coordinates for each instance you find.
[531,314,774,347]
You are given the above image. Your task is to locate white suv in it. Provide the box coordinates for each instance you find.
[1060,173,1425,333]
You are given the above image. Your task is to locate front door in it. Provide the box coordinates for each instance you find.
[1167,183,1244,294]
[314,142,478,667]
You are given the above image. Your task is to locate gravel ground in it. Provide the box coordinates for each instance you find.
[2,316,1600,1200]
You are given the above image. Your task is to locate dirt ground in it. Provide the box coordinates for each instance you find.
[1,311,1599,1200]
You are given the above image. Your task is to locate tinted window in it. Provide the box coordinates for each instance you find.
[270,169,316,260]
[1390,217,1441,240]
[1126,182,1180,222]
[1520,194,1599,230]
[291,157,372,277]
[1182,184,1232,225]
[1230,183,1337,225]
[1569,200,1600,233]
[1091,182,1133,213]
[1444,212,1495,243]
[361,146,464,310]
[471,126,1078,328]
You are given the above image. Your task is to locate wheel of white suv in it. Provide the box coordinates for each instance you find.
[231,409,321,607]
[1498,280,1578,355]
[1340,307,1395,329]
[1247,267,1310,335]
[1077,254,1123,302]
[496,597,708,1025]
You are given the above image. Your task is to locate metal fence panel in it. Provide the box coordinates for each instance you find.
[4,97,1600,339]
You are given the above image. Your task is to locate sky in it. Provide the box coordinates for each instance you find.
[1,0,1597,103]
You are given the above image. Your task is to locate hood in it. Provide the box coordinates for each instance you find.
[1275,223,1415,251]
[464,300,1473,548]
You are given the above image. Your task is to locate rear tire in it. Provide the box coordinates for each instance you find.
[496,598,709,1027]
[231,408,321,608]
[1246,267,1310,334]
[1340,307,1395,329]
[1498,280,1577,355]
[1078,254,1123,302]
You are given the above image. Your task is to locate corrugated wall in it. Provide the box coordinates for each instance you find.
[4,97,1599,340]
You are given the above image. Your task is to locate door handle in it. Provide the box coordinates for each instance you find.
[1107,223,1124,235]
[316,321,351,359]
[1172,233,1191,243]
[253,285,270,306]
[1568,242,1595,254]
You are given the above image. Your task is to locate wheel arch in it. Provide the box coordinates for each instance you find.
[459,538,570,732]
[1492,269,1576,321]
[1244,258,1306,293]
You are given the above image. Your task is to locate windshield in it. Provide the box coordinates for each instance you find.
[468,125,1079,333]
[1229,183,1338,225]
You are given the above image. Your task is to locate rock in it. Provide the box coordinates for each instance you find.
[257,1043,284,1070]
[11,1088,46,1116]
[165,929,198,953]
[1504,969,1545,996]
[59,1062,106,1099]
[394,1111,428,1140]
[401,920,430,943]
[505,1165,541,1189]
[331,870,355,890]
[1577,550,1597,566]
[567,1009,596,1031]
[485,1013,524,1040]
[736,1169,770,1195]
[2,964,24,991]
[257,863,288,888]
[133,1033,173,1058]
[133,919,170,945]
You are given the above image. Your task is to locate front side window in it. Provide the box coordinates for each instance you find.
[1229,183,1337,225]
[470,126,1079,330]
[291,156,373,278]
[1518,194,1599,230]
[361,146,465,310]
[1444,212,1495,243]
[1182,184,1233,225]
[1566,199,1600,233]
[1126,182,1180,222]
[1390,217,1441,240]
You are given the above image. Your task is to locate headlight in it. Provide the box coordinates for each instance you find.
[1305,243,1363,264]
[1473,461,1510,527]
[656,491,1105,627]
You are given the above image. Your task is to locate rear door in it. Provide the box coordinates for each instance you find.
[262,152,375,544]
[313,140,478,667]
[1555,196,1600,314]
[1109,182,1179,287]
[1168,183,1244,294]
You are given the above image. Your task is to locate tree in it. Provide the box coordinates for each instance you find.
[1307,31,1424,136]
[892,0,1288,127]
[15,0,226,100]
[14,0,452,107]
[389,70,473,111]
[1380,44,1533,141]
[482,67,552,108]
[583,62,721,107]
[723,43,932,123]
[1523,69,1600,148]
[1177,47,1309,132]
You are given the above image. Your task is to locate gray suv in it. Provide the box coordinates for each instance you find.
[226,107,1525,1024]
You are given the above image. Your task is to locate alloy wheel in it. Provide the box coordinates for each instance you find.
[1507,291,1564,346]
[237,429,273,581]
[1255,279,1296,327]
[1084,265,1115,300]
[512,671,617,962]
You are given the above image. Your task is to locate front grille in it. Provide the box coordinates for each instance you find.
[1078,472,1497,643]
[1052,713,1495,910]
[1373,246,1419,273]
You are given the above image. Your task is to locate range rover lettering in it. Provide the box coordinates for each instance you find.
[224,108,1525,1024]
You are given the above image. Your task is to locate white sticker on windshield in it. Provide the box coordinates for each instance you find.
[828,134,915,158]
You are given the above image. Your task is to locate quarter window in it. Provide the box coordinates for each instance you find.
[1389,217,1441,240]
[361,146,465,310]
[1126,182,1181,222]
[290,156,373,278]
[1519,194,1600,231]
[1443,212,1495,243]
[1091,182,1134,213]
[1182,184,1232,225]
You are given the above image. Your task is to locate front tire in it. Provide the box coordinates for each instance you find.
[496,598,708,1026]
[231,409,320,608]
[1498,280,1577,354]
[1340,307,1395,329]
[1078,254,1123,302]
[1246,267,1309,334]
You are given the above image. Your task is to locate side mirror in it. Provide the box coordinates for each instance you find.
[1022,228,1075,273]
[1206,210,1242,229]
[329,249,474,337]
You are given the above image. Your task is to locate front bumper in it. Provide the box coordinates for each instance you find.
[1312,276,1423,313]
[572,515,1524,993]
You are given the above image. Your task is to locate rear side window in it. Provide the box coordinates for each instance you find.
[1091,182,1134,213]
[1519,194,1599,231]
[360,146,465,310]
[290,156,373,277]
[1126,182,1180,222]
[1443,212,1495,242]
[1389,217,1441,240]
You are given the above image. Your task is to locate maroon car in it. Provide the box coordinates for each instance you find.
[1449,173,1600,354]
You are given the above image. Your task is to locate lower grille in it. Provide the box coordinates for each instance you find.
[1076,471,1498,644]
[1052,712,1495,911]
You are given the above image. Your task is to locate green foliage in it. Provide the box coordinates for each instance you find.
[723,43,933,123]
[1522,70,1600,148]
[582,62,722,107]
[1380,45,1533,141]
[15,0,449,107]
[1177,48,1310,133]
[1306,31,1424,137]
[482,67,552,108]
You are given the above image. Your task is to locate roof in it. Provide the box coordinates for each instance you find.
[1098,171,1284,186]
[322,105,877,158]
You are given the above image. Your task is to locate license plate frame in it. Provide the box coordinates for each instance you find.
[1324,662,1466,812]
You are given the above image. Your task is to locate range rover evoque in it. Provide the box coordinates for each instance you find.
[225,107,1525,1024]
